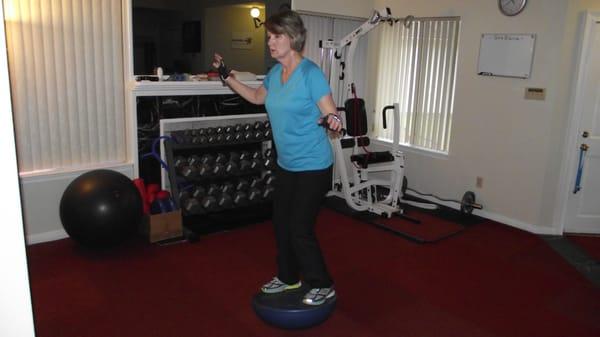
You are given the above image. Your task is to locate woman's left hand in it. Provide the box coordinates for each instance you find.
[318,113,343,133]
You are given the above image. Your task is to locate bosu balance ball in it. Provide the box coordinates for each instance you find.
[59,169,143,248]
[252,284,336,329]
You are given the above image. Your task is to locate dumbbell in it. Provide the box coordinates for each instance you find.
[207,134,218,144]
[234,124,244,133]
[220,182,235,195]
[262,185,275,200]
[217,192,233,209]
[196,163,212,178]
[239,151,251,161]
[235,178,249,191]
[253,121,264,130]
[215,126,225,134]
[179,164,198,178]
[253,130,264,140]
[248,188,262,203]
[192,185,206,199]
[200,196,217,212]
[233,191,248,206]
[250,158,263,170]
[224,126,234,134]
[215,153,228,164]
[206,127,216,135]
[243,123,253,132]
[251,150,262,159]
[264,174,276,186]
[206,184,220,196]
[196,128,207,137]
[216,134,225,143]
[233,132,243,143]
[181,193,202,214]
[199,154,214,165]
[212,163,225,176]
[178,189,192,204]
[190,136,203,145]
[174,156,187,170]
[263,156,276,170]
[264,149,274,158]
[187,155,201,166]
[249,177,263,189]
[243,131,253,141]
[263,121,271,129]
[224,161,239,175]
[223,133,234,143]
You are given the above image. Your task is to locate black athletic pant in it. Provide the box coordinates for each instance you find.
[273,164,333,288]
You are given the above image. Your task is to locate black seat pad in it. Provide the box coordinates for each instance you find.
[350,151,395,168]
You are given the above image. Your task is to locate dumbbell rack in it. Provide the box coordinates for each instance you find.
[161,114,276,239]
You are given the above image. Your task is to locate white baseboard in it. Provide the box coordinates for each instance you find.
[405,191,562,236]
[26,229,69,245]
[20,163,134,245]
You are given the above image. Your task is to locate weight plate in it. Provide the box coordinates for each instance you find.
[461,191,476,214]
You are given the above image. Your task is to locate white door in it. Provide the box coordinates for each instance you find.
[0,3,37,335]
[564,15,600,234]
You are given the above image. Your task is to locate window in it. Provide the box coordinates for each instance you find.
[4,0,126,174]
[373,17,460,154]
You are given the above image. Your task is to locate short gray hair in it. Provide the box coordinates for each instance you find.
[265,10,306,52]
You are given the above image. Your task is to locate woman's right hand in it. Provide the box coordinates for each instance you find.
[212,53,224,69]
[212,53,232,81]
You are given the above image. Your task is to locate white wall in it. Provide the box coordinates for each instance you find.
[292,0,373,18]
[364,0,600,233]
[0,2,36,334]
[20,164,135,244]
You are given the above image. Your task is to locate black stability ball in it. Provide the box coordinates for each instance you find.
[59,169,143,248]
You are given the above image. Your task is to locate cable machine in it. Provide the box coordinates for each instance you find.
[319,8,435,220]
[319,8,483,229]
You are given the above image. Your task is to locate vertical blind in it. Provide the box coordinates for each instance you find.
[4,0,126,173]
[374,17,460,153]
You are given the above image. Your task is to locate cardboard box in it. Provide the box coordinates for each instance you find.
[140,210,183,243]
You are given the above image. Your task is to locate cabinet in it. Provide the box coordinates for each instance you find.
[160,114,276,238]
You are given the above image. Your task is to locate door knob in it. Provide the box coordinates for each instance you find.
[582,131,589,138]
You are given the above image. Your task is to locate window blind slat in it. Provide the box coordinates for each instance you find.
[5,0,125,173]
[374,17,459,153]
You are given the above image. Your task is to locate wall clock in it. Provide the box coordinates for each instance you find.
[498,0,527,16]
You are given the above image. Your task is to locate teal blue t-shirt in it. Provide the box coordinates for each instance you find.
[263,58,333,171]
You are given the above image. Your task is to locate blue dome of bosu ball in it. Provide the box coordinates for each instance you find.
[252,284,336,329]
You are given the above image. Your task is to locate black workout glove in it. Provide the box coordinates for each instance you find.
[218,60,230,81]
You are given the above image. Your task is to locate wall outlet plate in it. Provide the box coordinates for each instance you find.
[525,87,546,100]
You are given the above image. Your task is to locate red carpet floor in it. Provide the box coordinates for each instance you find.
[27,208,600,337]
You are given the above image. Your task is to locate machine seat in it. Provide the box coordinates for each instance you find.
[350,151,395,168]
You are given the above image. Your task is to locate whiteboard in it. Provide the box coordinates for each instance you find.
[477,34,536,79]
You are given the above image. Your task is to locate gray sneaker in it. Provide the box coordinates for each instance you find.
[261,277,302,294]
[302,287,336,305]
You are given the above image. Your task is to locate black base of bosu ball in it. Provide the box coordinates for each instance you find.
[252,285,336,329]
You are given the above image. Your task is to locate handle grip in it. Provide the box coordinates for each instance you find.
[382,105,394,129]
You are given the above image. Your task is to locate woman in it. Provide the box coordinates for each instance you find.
[213,10,342,306]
